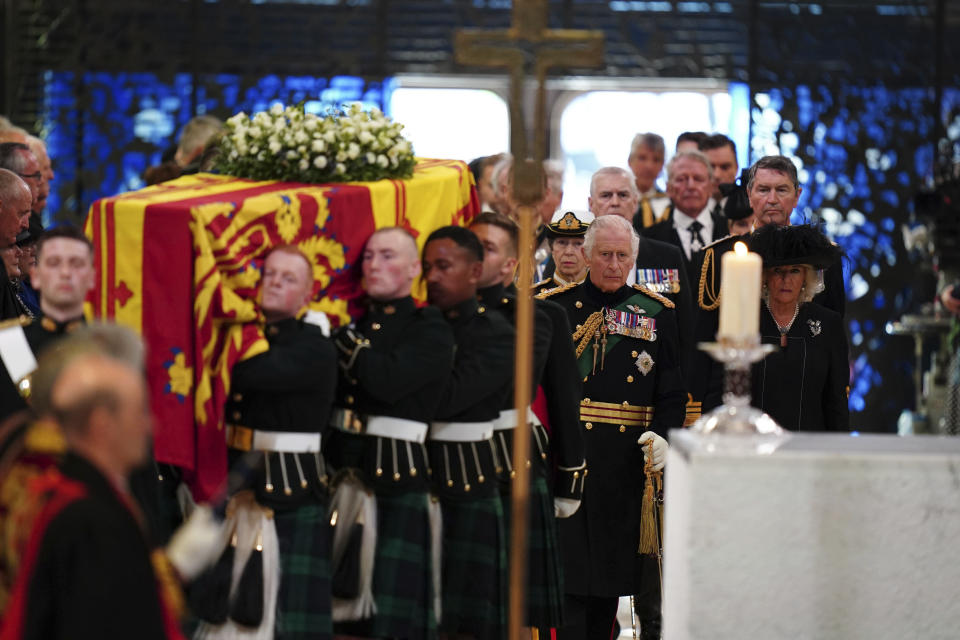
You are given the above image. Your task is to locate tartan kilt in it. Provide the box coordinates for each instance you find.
[273,502,333,640]
[439,494,507,640]
[335,491,437,640]
[500,473,564,629]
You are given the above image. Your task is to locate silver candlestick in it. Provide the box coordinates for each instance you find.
[691,336,789,450]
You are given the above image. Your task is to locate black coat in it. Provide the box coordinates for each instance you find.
[0,315,87,424]
[13,453,176,640]
[480,283,586,495]
[692,234,848,412]
[225,317,337,508]
[638,204,728,276]
[752,302,850,431]
[325,296,455,494]
[636,236,695,383]
[542,278,685,596]
[429,297,514,500]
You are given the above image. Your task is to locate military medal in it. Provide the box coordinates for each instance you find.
[605,309,657,342]
[636,268,681,294]
[635,351,654,376]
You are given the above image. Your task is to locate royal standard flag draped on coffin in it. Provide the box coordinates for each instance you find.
[84,159,478,499]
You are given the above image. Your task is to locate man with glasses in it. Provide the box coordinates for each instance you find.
[0,143,45,216]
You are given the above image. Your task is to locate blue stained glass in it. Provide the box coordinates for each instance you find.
[42,71,388,221]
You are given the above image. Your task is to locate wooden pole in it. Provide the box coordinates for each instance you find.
[508,198,536,640]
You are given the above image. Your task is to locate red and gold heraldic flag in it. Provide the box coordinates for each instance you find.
[84,159,478,500]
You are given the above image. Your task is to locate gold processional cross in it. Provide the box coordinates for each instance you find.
[454,5,604,639]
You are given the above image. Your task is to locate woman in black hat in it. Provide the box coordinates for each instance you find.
[748,224,850,430]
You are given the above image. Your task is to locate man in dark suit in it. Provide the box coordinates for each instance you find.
[638,150,728,279]
[694,155,847,412]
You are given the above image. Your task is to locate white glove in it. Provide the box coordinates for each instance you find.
[165,505,224,582]
[554,497,581,519]
[637,431,667,472]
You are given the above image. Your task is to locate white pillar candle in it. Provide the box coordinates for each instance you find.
[718,241,762,340]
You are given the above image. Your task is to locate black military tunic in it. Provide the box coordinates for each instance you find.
[478,282,582,628]
[635,236,695,405]
[428,296,514,640]
[325,296,454,639]
[223,316,337,638]
[429,296,514,499]
[752,302,850,430]
[540,278,685,597]
[1,314,86,423]
[225,317,336,504]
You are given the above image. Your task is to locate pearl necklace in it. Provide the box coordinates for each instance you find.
[766,300,800,347]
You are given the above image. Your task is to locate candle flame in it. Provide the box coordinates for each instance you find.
[734,241,748,256]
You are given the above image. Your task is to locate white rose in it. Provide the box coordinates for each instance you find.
[359,130,375,144]
[336,150,348,162]
[336,162,346,174]
[253,112,270,126]
[299,158,309,171]
[311,139,326,153]
[347,143,360,160]
[297,145,306,154]
[286,149,298,160]
[314,155,328,169]
[365,152,376,164]
[270,103,284,116]
[294,130,308,144]
[377,154,389,168]
[323,131,336,143]
[227,112,247,127]
[269,140,282,154]
[304,118,318,131]
[248,126,262,138]
[250,145,260,155]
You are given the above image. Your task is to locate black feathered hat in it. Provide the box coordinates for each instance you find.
[748,223,842,270]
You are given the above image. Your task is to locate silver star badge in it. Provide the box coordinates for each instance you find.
[636,350,654,376]
[807,319,821,337]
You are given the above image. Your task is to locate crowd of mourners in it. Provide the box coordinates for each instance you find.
[0,114,850,640]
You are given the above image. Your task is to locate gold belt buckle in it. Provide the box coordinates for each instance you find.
[340,409,365,434]
[226,424,254,451]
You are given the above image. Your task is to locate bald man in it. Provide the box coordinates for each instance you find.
[1,349,188,640]
[325,227,455,638]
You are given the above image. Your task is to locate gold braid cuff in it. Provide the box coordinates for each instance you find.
[698,247,721,311]
[572,311,604,359]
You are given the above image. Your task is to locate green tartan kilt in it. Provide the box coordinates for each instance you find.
[500,473,565,629]
[274,502,333,640]
[438,494,507,640]
[334,490,437,640]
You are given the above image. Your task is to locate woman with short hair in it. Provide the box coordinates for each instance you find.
[748,224,850,431]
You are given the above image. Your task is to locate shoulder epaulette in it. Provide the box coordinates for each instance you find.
[702,234,735,251]
[631,283,675,309]
[534,281,577,300]
[0,315,31,330]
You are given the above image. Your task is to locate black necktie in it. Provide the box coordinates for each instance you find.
[688,220,705,254]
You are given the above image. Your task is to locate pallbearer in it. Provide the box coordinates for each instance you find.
[422,226,514,640]
[325,227,455,639]
[538,215,685,640]
[469,212,586,631]
[210,245,338,639]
